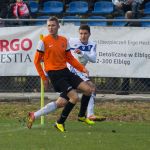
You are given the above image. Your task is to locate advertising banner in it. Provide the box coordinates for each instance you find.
[0,25,150,78]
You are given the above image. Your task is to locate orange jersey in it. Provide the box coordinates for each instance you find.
[34,34,85,81]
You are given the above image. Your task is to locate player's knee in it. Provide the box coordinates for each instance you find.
[70,95,79,103]
[84,86,92,96]
[87,81,96,93]
[56,98,67,108]
[67,89,79,104]
[92,86,96,93]
[56,101,66,108]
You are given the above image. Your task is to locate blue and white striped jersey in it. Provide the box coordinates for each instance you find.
[67,38,97,80]
[68,38,97,66]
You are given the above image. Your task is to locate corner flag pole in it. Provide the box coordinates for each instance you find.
[40,34,44,125]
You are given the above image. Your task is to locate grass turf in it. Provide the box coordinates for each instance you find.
[0,119,150,150]
[0,101,150,150]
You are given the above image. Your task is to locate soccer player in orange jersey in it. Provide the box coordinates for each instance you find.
[27,16,94,132]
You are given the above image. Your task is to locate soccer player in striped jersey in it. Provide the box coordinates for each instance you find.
[61,24,106,121]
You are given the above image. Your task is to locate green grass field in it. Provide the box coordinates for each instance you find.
[0,120,150,150]
[0,101,150,150]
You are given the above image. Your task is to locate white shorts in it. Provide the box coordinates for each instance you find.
[69,65,89,82]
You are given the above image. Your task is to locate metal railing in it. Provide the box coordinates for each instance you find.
[1,18,150,22]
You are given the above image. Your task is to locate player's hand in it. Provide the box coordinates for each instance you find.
[43,79,49,91]
[83,68,89,77]
[74,49,82,54]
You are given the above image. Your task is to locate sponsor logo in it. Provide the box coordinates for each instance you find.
[0,38,32,52]
[49,44,53,48]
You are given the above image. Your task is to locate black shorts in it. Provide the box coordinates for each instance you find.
[47,68,83,93]
[60,91,70,101]
[60,78,91,101]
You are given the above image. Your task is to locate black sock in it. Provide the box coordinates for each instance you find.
[57,101,75,124]
[78,95,91,117]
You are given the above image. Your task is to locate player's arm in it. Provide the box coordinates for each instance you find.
[34,40,47,81]
[66,38,89,75]
[34,51,49,90]
[76,44,97,63]
[66,50,89,76]
[34,51,47,81]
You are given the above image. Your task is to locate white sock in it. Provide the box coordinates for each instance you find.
[87,93,95,118]
[34,101,57,119]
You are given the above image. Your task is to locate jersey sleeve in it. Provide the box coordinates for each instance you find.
[66,38,71,52]
[66,51,85,73]
[37,40,45,52]
[34,40,47,81]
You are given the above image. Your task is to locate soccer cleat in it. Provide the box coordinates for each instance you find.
[54,122,65,132]
[27,112,35,129]
[78,117,95,125]
[88,115,106,121]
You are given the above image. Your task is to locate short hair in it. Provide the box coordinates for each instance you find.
[79,24,91,34]
[47,16,59,25]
